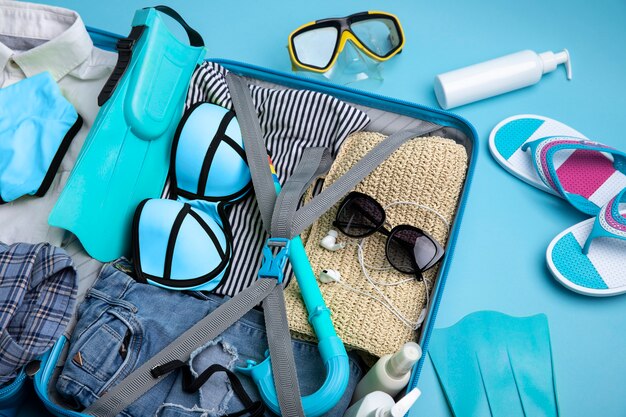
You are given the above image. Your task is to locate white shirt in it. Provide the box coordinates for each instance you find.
[0,0,116,247]
[0,1,117,307]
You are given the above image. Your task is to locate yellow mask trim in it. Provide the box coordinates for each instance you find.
[288,11,405,73]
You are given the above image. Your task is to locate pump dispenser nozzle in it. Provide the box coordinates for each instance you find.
[383,388,422,417]
[539,49,572,80]
[344,389,422,417]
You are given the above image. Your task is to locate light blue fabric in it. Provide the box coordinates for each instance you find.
[57,263,363,417]
[204,139,250,199]
[0,72,79,203]
[174,103,250,199]
[135,199,179,277]
[428,311,558,417]
[170,205,227,282]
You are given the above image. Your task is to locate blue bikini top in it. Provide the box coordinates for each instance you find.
[132,102,251,291]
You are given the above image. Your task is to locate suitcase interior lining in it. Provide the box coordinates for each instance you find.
[46,74,472,409]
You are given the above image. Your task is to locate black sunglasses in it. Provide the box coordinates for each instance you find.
[333,192,445,280]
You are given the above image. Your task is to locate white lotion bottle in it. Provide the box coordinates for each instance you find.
[434,49,572,109]
[344,388,422,417]
[352,342,422,403]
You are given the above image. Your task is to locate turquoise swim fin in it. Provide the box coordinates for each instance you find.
[428,330,492,415]
[428,311,559,417]
[49,6,206,262]
[503,315,559,416]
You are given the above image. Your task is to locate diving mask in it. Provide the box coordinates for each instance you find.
[288,11,405,72]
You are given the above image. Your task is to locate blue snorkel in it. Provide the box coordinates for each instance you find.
[237,168,349,417]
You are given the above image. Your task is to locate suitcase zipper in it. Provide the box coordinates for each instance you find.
[0,371,26,398]
[34,339,85,417]
[211,58,478,138]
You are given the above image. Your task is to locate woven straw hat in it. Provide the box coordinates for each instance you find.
[284,132,468,358]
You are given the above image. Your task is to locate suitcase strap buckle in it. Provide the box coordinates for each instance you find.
[257,238,290,284]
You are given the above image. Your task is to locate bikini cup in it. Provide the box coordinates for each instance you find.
[132,103,252,291]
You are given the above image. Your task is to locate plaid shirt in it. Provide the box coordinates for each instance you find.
[0,242,77,385]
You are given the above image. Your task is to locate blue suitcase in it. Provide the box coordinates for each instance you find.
[0,369,26,417]
[23,21,478,417]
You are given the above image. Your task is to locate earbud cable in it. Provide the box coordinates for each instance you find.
[328,201,450,330]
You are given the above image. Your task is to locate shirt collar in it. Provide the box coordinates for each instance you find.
[0,1,93,81]
[0,42,11,73]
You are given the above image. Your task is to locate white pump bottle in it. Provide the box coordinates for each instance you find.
[434,49,572,109]
[343,388,422,417]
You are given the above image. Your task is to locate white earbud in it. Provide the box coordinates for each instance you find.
[318,269,341,283]
[320,230,345,251]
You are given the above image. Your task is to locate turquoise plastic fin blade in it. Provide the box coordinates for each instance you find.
[428,311,558,417]
[48,8,206,262]
[506,314,559,416]
[474,315,524,417]
[428,326,492,416]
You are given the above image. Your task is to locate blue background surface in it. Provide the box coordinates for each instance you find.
[21,0,626,415]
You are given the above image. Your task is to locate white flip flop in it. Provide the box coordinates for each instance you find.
[489,114,626,215]
[547,188,626,296]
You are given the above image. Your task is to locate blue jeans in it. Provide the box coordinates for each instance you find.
[57,262,363,417]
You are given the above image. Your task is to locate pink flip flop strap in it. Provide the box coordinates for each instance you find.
[598,190,626,238]
[583,188,626,254]
[524,137,626,215]
[531,138,616,196]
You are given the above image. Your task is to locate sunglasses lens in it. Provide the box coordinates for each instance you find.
[350,17,401,57]
[336,194,384,237]
[292,26,338,68]
[387,227,442,274]
[387,227,420,274]
[413,234,439,271]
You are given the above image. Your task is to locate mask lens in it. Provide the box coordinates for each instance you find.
[335,193,384,237]
[350,17,401,57]
[292,26,339,68]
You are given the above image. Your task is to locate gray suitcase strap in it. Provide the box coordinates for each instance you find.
[227,73,306,417]
[228,73,439,241]
[84,73,438,417]
[84,278,277,417]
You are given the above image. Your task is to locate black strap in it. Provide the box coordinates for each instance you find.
[163,203,190,280]
[151,361,265,417]
[153,6,205,47]
[97,25,145,106]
